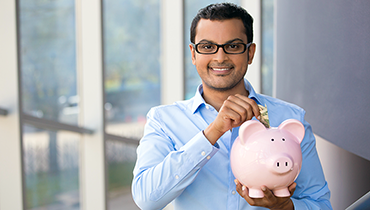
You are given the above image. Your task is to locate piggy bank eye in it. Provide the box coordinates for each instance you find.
[271,138,274,141]
[282,138,285,141]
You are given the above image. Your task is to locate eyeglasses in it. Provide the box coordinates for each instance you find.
[194,42,252,54]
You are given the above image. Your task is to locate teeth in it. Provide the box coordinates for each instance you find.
[212,68,230,71]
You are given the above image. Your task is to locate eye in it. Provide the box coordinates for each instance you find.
[271,138,274,141]
[282,138,285,141]
[226,43,241,51]
[198,43,215,51]
[229,44,239,49]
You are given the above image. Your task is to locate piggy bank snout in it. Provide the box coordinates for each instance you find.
[268,155,294,174]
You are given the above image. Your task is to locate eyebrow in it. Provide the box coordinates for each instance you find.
[197,38,245,44]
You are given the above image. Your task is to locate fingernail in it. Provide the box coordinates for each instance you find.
[261,186,266,191]
[257,115,261,120]
[234,179,238,185]
[242,186,246,191]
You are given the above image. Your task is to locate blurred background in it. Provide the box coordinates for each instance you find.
[1,0,370,210]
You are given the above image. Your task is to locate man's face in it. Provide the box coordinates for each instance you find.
[189,18,255,92]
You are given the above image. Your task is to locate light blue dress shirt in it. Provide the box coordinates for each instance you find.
[132,79,332,210]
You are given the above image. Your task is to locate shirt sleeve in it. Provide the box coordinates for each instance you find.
[291,113,333,209]
[131,108,219,210]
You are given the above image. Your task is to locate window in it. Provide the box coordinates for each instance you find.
[19,0,78,125]
[23,126,80,209]
[102,0,161,209]
[18,0,80,209]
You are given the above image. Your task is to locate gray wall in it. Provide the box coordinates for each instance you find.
[275,0,370,161]
[275,1,370,208]
[316,135,370,209]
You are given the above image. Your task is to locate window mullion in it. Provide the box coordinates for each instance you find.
[161,0,185,104]
[76,0,106,209]
[240,0,262,93]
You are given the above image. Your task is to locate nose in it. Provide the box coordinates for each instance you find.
[213,47,229,63]
[268,155,294,174]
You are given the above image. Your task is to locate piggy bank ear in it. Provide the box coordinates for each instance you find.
[239,120,266,145]
[278,119,305,144]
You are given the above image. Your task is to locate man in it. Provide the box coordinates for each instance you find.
[132,3,332,209]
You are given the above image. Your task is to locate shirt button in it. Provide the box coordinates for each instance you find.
[206,156,211,160]
[232,191,236,195]
[175,175,179,179]
[201,151,206,156]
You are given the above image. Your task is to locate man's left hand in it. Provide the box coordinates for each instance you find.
[235,179,296,210]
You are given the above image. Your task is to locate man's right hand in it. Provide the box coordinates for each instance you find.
[203,94,260,145]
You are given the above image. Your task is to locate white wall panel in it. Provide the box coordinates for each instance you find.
[0,0,24,209]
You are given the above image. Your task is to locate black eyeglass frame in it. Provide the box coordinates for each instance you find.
[194,42,252,55]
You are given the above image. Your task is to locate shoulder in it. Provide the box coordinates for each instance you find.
[264,94,304,112]
[149,99,191,114]
[144,99,202,142]
[257,93,306,124]
[146,99,193,123]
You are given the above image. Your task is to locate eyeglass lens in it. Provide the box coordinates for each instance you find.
[196,43,247,54]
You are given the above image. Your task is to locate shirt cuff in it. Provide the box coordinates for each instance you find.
[179,131,220,168]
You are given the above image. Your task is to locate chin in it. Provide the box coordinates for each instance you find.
[208,83,238,92]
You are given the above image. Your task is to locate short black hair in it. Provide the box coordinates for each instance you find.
[190,3,254,44]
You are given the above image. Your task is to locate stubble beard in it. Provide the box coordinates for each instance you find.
[203,74,245,92]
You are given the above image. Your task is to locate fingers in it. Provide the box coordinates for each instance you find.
[234,94,260,120]
[288,182,297,195]
[261,185,274,201]
[235,179,267,205]
[234,179,248,198]
[220,94,260,127]
[234,180,295,209]
[204,94,260,144]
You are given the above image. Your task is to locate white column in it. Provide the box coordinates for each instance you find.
[0,0,24,209]
[240,0,262,93]
[76,0,106,209]
[161,0,184,105]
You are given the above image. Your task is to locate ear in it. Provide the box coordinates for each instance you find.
[247,43,256,65]
[278,119,305,144]
[189,44,196,65]
[239,120,266,145]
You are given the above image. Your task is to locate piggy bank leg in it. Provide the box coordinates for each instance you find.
[273,188,290,197]
[249,188,264,198]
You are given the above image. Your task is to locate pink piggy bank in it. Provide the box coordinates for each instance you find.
[230,119,305,198]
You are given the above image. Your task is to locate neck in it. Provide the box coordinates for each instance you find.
[202,82,249,112]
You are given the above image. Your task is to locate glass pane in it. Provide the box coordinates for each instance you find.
[23,125,80,210]
[19,0,78,125]
[261,0,274,96]
[106,141,138,210]
[103,0,161,138]
[184,0,240,99]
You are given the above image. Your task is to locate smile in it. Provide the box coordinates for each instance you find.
[212,67,231,71]
[209,66,233,72]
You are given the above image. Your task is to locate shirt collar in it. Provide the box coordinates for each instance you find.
[191,79,263,114]
[191,84,207,114]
